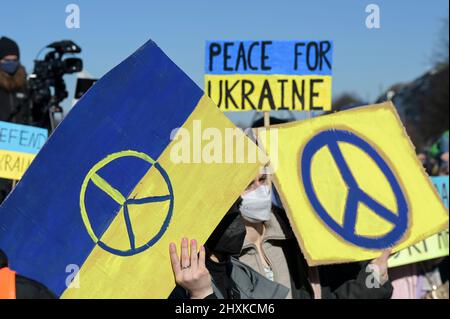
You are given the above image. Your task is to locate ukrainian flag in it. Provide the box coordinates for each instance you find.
[0,40,264,298]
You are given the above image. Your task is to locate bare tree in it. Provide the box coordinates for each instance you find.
[332,92,364,111]
[432,17,449,68]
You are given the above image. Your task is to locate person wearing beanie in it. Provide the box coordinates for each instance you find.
[0,36,30,204]
[0,36,29,123]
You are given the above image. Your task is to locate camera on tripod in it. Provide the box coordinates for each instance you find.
[28,40,83,131]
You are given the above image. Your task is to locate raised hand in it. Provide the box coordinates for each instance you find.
[169,238,213,299]
[370,249,392,285]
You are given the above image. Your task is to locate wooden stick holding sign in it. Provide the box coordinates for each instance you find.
[263,111,273,188]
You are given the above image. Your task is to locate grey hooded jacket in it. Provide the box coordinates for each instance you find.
[169,257,289,299]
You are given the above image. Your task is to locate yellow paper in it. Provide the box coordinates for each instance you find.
[388,230,449,268]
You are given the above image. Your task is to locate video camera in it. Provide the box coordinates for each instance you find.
[28,40,83,131]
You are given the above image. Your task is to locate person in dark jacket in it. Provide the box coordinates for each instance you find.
[169,208,289,299]
[0,36,30,204]
[0,36,29,124]
[0,249,56,299]
[238,173,394,299]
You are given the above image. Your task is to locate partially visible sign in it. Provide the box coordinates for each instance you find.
[432,176,449,209]
[388,176,449,267]
[0,121,48,180]
[388,230,449,268]
[205,40,333,111]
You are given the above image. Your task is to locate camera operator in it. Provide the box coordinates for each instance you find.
[0,36,30,203]
[0,36,29,124]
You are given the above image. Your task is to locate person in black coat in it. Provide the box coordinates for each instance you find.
[0,36,29,124]
[0,36,30,204]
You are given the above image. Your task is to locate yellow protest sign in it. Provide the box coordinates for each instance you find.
[0,121,48,180]
[259,102,449,266]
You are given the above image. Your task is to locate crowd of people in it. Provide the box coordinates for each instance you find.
[0,37,448,299]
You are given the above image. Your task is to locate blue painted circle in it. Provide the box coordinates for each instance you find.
[98,162,174,256]
[301,129,408,249]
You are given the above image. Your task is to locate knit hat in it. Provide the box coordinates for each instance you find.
[0,37,20,60]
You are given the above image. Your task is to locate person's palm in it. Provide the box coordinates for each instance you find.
[169,238,213,299]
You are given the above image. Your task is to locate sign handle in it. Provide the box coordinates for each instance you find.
[264,111,270,127]
[11,180,17,188]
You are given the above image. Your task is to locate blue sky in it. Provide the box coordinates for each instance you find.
[1,0,448,125]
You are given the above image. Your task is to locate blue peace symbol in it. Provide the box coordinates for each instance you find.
[99,162,174,256]
[301,129,409,250]
[81,152,174,257]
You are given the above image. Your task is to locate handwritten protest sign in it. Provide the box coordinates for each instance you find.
[205,41,333,111]
[0,40,265,298]
[259,103,449,265]
[0,121,48,180]
[388,176,449,267]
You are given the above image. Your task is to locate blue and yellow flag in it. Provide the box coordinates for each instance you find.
[0,40,264,298]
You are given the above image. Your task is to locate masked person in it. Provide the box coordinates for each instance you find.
[0,36,28,124]
[0,37,29,204]
[238,173,394,299]
[168,207,290,299]
[0,249,56,299]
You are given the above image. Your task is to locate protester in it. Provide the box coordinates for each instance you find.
[237,173,394,299]
[417,148,435,176]
[0,36,28,123]
[0,36,29,204]
[428,131,449,176]
[0,249,56,299]
[238,174,313,298]
[168,209,290,299]
[389,260,447,299]
[437,131,449,175]
[386,143,449,299]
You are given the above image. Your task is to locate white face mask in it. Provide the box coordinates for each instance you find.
[239,184,272,222]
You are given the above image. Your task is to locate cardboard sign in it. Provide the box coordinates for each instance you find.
[259,103,449,265]
[0,121,47,180]
[0,40,264,298]
[205,40,333,111]
[388,176,449,267]
[388,230,449,268]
